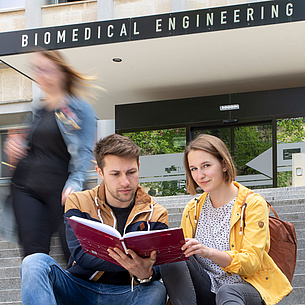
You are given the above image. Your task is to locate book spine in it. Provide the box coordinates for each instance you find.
[121,240,128,255]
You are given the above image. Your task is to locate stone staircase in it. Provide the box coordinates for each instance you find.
[0,234,67,305]
[0,186,304,304]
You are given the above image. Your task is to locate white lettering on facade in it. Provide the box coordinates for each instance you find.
[271,5,279,18]
[44,32,51,44]
[133,22,139,35]
[247,8,254,21]
[21,34,28,47]
[84,27,91,40]
[183,16,190,29]
[57,30,66,43]
[196,14,200,27]
[234,9,240,23]
[17,1,296,50]
[286,3,293,17]
[221,11,227,24]
[120,23,127,36]
[156,19,162,32]
[107,25,114,37]
[206,13,214,26]
[72,29,79,41]
[169,17,176,31]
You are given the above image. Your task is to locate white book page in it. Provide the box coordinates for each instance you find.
[69,216,122,239]
[123,227,180,238]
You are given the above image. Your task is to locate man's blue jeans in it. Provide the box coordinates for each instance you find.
[21,253,167,305]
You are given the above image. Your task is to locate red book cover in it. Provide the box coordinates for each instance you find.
[68,216,188,266]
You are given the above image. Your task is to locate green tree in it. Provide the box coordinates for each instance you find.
[123,128,187,196]
[123,118,305,194]
[277,118,305,187]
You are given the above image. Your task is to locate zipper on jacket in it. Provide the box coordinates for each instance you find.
[123,204,154,236]
[187,210,196,237]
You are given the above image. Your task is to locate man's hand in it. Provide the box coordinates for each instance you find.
[107,247,156,280]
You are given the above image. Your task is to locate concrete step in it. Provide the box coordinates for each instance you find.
[0,249,22,259]
[291,273,305,287]
[278,287,305,305]
[0,241,21,251]
[297,248,305,260]
[0,277,21,290]
[0,267,19,278]
[0,289,21,303]
[0,258,22,268]
[297,237,305,248]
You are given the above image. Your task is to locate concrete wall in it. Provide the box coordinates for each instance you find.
[0,68,32,103]
[41,0,97,27]
[114,0,172,18]
[0,8,25,31]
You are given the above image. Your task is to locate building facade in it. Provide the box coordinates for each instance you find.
[1,0,305,193]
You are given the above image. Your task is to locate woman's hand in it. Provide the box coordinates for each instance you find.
[182,238,232,268]
[182,238,212,258]
[4,135,29,162]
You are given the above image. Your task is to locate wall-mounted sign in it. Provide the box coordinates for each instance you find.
[0,0,304,56]
[246,142,305,177]
[283,148,301,160]
[219,104,240,111]
[139,153,185,183]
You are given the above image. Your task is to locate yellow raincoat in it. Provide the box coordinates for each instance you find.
[180,182,292,305]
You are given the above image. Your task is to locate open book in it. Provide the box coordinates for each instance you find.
[68,216,188,266]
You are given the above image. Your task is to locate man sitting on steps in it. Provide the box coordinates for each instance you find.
[20,134,168,305]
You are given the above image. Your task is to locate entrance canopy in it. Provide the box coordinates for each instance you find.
[1,0,305,120]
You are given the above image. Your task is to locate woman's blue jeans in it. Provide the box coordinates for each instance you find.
[21,253,167,305]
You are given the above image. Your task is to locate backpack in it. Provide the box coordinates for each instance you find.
[242,192,297,283]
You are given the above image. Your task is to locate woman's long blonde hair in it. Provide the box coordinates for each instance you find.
[38,50,97,99]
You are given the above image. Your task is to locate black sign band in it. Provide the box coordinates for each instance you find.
[0,0,302,56]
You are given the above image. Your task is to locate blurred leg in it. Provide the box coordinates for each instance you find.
[12,185,53,257]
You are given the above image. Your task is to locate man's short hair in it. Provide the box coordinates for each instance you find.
[94,134,141,170]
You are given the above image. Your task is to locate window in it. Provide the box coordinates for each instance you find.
[123,128,187,196]
[50,0,88,3]
[0,0,25,9]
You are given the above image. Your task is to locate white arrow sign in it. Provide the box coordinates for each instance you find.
[246,142,305,177]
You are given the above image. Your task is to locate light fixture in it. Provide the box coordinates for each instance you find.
[112,58,122,63]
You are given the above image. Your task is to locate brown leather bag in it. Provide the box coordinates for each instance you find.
[242,192,297,283]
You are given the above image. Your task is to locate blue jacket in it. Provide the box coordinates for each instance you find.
[28,95,96,192]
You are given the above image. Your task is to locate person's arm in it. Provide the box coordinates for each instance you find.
[182,238,232,268]
[107,248,156,282]
[4,134,29,162]
[223,195,269,276]
[106,203,169,283]
[61,100,96,204]
[64,193,127,272]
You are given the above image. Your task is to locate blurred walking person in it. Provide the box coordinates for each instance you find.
[4,50,96,262]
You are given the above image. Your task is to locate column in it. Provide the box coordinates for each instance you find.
[25,0,48,106]
[172,0,187,12]
[97,0,114,21]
